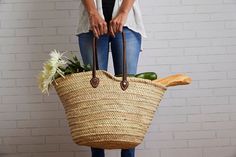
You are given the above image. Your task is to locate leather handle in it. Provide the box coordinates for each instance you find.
[90,32,129,91]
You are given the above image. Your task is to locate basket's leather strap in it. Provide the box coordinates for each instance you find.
[90,32,129,91]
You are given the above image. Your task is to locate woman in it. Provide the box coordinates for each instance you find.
[76,0,146,157]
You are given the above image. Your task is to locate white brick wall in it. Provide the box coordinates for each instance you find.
[0,0,236,156]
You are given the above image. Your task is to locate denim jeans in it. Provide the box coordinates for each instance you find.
[77,27,141,157]
[77,26,141,76]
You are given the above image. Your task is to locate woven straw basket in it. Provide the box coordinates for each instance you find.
[52,32,167,149]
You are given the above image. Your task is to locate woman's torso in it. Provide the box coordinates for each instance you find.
[76,0,147,38]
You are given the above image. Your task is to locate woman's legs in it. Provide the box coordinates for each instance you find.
[78,31,110,71]
[78,31,109,157]
[111,26,141,76]
[111,27,141,157]
[77,27,141,157]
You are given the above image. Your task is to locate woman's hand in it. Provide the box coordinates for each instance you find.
[109,12,128,37]
[89,12,107,38]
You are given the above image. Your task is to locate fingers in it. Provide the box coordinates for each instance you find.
[109,20,124,37]
[109,23,115,37]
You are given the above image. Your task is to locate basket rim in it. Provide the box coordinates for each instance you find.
[52,70,167,90]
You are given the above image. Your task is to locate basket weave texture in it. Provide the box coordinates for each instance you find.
[52,70,166,149]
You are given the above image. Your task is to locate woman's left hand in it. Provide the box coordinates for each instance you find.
[109,12,128,37]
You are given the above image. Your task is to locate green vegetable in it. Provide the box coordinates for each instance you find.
[134,72,158,80]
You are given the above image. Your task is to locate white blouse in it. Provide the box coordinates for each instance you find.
[76,0,147,38]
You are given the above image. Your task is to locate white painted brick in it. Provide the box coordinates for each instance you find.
[0,121,16,128]
[203,147,236,157]
[160,123,201,131]
[146,23,183,32]
[16,28,57,36]
[46,136,73,144]
[28,11,69,19]
[0,54,15,62]
[3,136,44,145]
[155,6,195,14]
[158,106,200,115]
[17,120,59,128]
[230,138,236,145]
[230,113,236,120]
[2,95,42,104]
[171,64,213,73]
[43,44,79,52]
[170,89,213,98]
[185,47,226,55]
[145,132,173,141]
[199,80,236,88]
[203,121,236,130]
[0,29,15,37]
[213,88,236,96]
[154,115,186,123]
[0,3,13,11]
[0,79,15,87]
[1,20,42,28]
[30,111,65,119]
[174,131,215,139]
[228,71,236,79]
[197,30,236,38]
[0,129,31,137]
[0,112,30,120]
[32,128,70,136]
[196,4,236,13]
[170,39,211,48]
[0,104,16,112]
[0,62,29,70]
[0,37,27,45]
[75,152,91,157]
[211,38,236,46]
[189,138,230,147]
[43,19,77,27]
[225,21,236,29]
[211,13,236,20]
[142,40,169,49]
[0,45,43,54]
[184,22,225,31]
[213,63,236,71]
[157,56,198,64]
[168,14,210,22]
[161,148,202,157]
[136,150,160,157]
[13,3,54,11]
[0,145,17,153]
[29,36,70,44]
[0,153,31,157]
[17,103,58,112]
[182,0,223,5]
[0,12,27,19]
[188,114,229,122]
[160,98,186,106]
[55,2,79,9]
[217,130,236,138]
[0,87,29,96]
[146,140,188,148]
[17,144,58,152]
[57,27,76,35]
[32,152,74,157]
[59,143,89,151]
[202,105,236,113]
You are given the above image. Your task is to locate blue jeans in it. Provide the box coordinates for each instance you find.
[77,27,141,76]
[77,27,141,157]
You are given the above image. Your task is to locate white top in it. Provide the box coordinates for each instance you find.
[76,0,147,38]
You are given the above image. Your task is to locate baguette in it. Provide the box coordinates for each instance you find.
[152,74,192,87]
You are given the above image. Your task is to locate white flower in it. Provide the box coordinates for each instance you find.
[37,49,67,95]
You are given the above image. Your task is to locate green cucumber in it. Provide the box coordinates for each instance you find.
[134,72,158,80]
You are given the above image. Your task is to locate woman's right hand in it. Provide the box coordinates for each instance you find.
[89,12,107,38]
